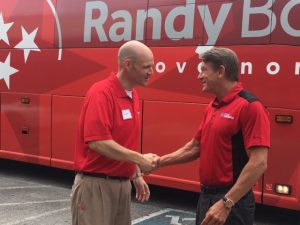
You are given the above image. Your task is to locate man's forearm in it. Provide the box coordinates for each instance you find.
[225,147,268,203]
[89,140,142,164]
[159,139,200,167]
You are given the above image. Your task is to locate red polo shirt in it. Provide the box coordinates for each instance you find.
[194,83,270,186]
[74,73,141,177]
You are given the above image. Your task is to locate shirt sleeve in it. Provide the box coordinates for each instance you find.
[240,101,271,149]
[83,91,114,143]
[193,107,208,142]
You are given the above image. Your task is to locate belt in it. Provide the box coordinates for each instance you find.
[201,184,232,194]
[78,172,129,181]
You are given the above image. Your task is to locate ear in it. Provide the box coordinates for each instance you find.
[123,59,131,71]
[218,65,226,78]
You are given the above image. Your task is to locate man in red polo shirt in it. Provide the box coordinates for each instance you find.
[157,48,270,225]
[71,40,159,225]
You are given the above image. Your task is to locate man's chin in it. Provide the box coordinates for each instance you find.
[138,81,147,87]
[141,79,150,86]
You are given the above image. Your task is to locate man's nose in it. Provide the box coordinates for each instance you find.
[197,72,203,80]
[148,67,153,75]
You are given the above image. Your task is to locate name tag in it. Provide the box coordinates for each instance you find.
[122,109,132,120]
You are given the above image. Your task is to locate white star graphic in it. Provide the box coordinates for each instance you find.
[14,26,40,63]
[0,12,14,45]
[0,53,19,89]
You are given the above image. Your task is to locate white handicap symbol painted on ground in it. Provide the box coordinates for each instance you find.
[133,208,195,225]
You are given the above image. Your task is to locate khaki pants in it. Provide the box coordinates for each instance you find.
[71,173,132,225]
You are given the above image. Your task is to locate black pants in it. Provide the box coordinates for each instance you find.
[196,191,255,225]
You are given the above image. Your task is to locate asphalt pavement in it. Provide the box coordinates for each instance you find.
[0,159,299,225]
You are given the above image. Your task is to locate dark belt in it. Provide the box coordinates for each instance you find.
[78,172,129,181]
[201,184,232,194]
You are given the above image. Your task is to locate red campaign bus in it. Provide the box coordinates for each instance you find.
[0,0,299,215]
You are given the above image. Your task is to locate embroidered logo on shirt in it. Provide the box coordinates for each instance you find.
[220,112,235,120]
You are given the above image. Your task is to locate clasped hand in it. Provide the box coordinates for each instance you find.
[139,153,160,173]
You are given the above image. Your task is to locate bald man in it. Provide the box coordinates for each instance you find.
[71,41,158,225]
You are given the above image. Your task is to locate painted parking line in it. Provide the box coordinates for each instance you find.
[132,209,172,224]
[133,208,195,225]
[0,199,70,207]
[0,176,53,187]
[0,185,53,190]
[2,207,70,225]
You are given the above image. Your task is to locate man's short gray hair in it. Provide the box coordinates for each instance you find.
[201,48,239,81]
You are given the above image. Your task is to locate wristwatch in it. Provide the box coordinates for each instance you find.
[222,196,235,209]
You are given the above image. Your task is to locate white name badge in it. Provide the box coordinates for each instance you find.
[122,109,132,120]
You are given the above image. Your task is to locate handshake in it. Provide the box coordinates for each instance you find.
[138,153,160,174]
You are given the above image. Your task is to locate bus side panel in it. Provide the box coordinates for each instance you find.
[0,93,51,165]
[263,108,300,211]
[55,0,148,48]
[271,0,300,45]
[51,95,84,170]
[142,101,204,192]
[145,2,204,47]
[0,0,56,49]
[0,48,105,96]
[49,48,117,97]
[228,45,300,110]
